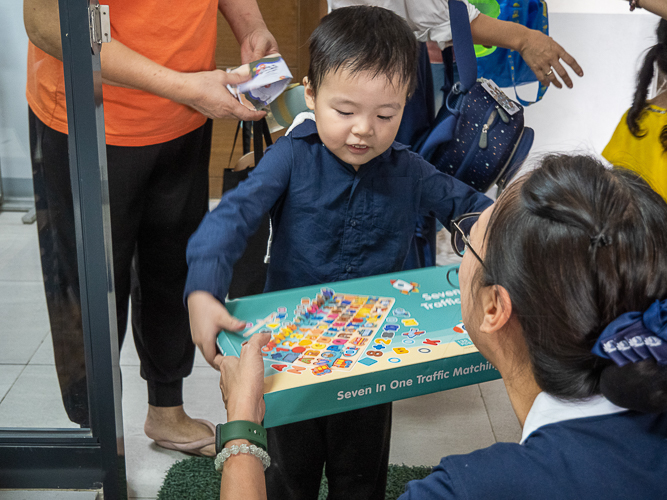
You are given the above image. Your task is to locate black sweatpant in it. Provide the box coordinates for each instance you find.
[29,108,211,425]
[265,403,392,500]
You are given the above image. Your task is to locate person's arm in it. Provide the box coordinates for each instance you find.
[470,14,583,89]
[218,0,279,64]
[417,158,494,224]
[216,332,270,500]
[399,1,582,89]
[185,138,293,366]
[634,0,667,19]
[23,0,273,120]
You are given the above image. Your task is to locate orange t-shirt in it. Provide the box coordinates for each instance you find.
[26,0,218,147]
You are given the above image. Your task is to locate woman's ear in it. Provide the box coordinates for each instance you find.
[479,285,512,335]
[303,77,316,111]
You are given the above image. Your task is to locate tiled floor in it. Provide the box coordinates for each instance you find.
[1,6,661,498]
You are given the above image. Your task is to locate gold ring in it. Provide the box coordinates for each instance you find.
[546,69,554,77]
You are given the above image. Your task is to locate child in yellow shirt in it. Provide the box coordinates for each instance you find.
[603,19,667,201]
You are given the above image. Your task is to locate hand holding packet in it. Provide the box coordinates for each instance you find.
[227,54,293,111]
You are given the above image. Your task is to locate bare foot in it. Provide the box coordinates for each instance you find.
[144,405,216,457]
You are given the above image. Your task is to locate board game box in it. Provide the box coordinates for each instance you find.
[217,264,500,428]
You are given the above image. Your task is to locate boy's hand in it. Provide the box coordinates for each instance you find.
[187,291,246,367]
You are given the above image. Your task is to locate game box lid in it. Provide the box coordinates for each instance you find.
[218,264,499,427]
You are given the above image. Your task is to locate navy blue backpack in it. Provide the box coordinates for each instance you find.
[414,0,534,194]
[401,0,534,270]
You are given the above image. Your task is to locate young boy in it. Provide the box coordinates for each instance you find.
[185,6,492,499]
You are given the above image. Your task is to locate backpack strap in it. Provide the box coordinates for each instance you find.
[448,0,477,92]
[417,1,476,160]
[508,52,548,106]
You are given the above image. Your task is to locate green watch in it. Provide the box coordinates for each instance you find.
[215,420,268,453]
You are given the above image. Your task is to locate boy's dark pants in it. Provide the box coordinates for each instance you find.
[265,403,392,500]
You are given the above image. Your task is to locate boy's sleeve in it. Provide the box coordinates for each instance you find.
[184,137,293,304]
[416,157,493,228]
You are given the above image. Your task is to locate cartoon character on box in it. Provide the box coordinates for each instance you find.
[453,322,467,334]
[391,279,420,295]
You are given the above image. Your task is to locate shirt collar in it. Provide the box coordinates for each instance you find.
[520,392,628,444]
[289,117,319,139]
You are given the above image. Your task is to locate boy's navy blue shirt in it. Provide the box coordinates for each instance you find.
[185,119,492,302]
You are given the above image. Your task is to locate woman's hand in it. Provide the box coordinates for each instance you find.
[176,70,267,121]
[517,30,583,89]
[240,26,280,64]
[216,332,271,425]
[470,14,583,90]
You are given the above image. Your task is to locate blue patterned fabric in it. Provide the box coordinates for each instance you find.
[426,83,525,191]
[592,299,667,366]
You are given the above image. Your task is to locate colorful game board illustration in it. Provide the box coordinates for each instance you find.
[217,265,501,428]
[234,289,395,376]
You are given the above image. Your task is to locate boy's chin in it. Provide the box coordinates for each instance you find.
[335,147,378,167]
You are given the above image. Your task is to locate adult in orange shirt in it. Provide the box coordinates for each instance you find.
[24,0,277,455]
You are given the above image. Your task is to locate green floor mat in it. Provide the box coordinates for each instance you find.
[157,457,433,500]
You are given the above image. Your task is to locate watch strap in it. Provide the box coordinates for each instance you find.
[216,420,268,453]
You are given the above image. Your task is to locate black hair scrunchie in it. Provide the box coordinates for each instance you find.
[590,233,612,249]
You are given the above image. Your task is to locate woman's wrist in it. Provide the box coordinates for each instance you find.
[226,402,264,425]
[629,0,640,11]
[470,14,531,53]
[227,411,259,424]
[515,26,540,56]
[224,438,252,448]
[216,419,268,454]
[161,71,203,109]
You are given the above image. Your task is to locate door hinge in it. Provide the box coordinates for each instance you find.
[89,4,111,49]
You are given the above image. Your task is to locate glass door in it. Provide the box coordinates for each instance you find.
[0,0,125,495]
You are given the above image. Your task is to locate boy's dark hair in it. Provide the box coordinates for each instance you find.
[627,19,667,151]
[480,155,667,412]
[307,6,419,98]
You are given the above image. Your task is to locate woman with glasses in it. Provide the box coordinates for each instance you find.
[214,154,667,500]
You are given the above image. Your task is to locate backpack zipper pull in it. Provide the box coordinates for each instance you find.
[479,109,498,149]
[496,105,510,124]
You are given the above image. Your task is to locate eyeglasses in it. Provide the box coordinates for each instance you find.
[450,212,485,266]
